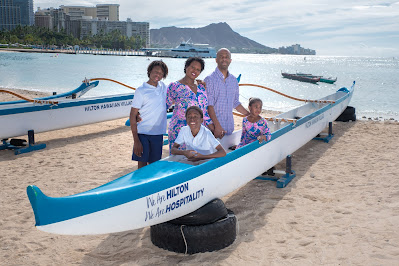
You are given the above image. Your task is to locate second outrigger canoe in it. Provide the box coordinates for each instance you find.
[26,82,355,235]
[281,72,320,83]
[0,81,133,140]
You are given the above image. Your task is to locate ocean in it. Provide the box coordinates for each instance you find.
[1,51,398,120]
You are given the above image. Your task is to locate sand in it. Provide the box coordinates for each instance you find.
[1,90,398,265]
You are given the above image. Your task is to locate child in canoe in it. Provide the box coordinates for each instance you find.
[171,106,226,162]
[235,97,271,149]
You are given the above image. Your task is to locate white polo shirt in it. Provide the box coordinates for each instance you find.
[131,81,167,135]
[175,125,221,155]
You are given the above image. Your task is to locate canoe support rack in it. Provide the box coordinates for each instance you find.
[0,130,46,155]
[256,155,296,188]
[313,122,334,143]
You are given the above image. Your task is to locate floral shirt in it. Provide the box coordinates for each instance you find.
[166,81,212,152]
[236,116,271,149]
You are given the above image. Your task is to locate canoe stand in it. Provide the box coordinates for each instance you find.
[256,122,334,188]
[256,155,296,188]
[0,130,46,155]
[313,122,334,143]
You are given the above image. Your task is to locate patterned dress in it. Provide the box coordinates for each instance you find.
[166,81,212,152]
[236,116,271,149]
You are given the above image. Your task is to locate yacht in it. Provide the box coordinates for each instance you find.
[158,42,216,58]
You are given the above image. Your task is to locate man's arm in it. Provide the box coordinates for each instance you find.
[235,104,250,116]
[208,105,225,139]
[205,77,226,138]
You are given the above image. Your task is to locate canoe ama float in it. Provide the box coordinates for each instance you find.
[27,82,355,235]
[0,80,98,106]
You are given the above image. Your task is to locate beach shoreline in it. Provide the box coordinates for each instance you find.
[0,47,147,56]
[1,89,398,265]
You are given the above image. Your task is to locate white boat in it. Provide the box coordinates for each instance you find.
[0,83,133,140]
[158,41,216,58]
[26,82,355,235]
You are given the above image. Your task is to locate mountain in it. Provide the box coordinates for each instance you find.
[150,22,277,54]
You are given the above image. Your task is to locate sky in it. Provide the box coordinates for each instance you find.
[34,0,399,57]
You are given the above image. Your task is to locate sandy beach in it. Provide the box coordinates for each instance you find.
[1,90,398,265]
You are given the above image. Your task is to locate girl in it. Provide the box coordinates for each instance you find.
[236,97,271,149]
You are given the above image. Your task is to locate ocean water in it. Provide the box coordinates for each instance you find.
[0,51,398,119]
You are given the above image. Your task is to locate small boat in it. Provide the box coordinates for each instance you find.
[281,72,320,83]
[0,81,133,140]
[27,81,355,235]
[296,72,337,84]
[0,80,97,106]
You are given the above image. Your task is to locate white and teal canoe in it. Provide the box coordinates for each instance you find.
[27,82,355,235]
[0,81,133,140]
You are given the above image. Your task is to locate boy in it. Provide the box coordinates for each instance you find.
[171,106,226,162]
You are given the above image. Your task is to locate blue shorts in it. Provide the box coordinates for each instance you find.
[132,134,163,163]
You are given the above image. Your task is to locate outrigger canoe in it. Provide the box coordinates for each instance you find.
[281,72,320,83]
[0,81,133,140]
[27,82,355,235]
[0,80,97,106]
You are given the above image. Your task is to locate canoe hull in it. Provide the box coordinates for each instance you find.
[27,83,354,235]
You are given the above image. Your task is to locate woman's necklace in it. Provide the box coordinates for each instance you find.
[182,77,197,93]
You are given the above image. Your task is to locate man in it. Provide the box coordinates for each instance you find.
[205,48,250,139]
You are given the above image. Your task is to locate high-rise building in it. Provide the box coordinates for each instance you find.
[0,0,20,31]
[35,7,67,31]
[0,0,34,30]
[96,4,119,21]
[13,0,33,26]
[34,8,52,29]
[60,6,86,21]
[80,20,149,47]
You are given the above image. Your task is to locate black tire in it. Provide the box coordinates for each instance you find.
[10,139,27,146]
[342,106,355,116]
[151,210,237,254]
[169,198,228,226]
[336,112,356,122]
[336,106,356,122]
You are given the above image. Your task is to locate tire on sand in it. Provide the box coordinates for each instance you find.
[169,198,228,226]
[150,210,237,254]
[336,106,356,122]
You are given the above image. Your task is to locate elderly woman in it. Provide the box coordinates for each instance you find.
[166,57,213,152]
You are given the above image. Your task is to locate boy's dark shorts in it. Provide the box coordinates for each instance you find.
[132,134,163,163]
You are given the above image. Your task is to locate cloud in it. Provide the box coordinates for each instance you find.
[33,0,399,56]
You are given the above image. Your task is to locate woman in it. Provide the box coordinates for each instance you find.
[166,57,213,152]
